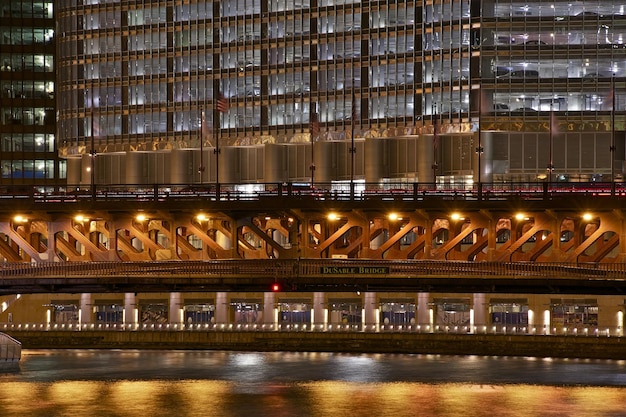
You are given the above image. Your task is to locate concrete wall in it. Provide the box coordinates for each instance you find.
[5,330,626,360]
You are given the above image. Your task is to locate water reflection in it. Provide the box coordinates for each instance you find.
[1,350,625,416]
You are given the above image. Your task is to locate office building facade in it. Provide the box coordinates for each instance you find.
[0,1,59,184]
[3,0,626,336]
[51,0,626,186]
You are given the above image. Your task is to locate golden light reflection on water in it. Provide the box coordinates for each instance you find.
[1,381,626,416]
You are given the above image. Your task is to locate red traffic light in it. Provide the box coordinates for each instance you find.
[271,283,281,292]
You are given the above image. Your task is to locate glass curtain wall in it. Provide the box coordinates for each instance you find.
[0,0,59,184]
[54,0,626,184]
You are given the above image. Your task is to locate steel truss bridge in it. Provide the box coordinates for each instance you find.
[1,181,626,295]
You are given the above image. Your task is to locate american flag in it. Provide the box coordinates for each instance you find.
[310,112,320,137]
[217,93,229,113]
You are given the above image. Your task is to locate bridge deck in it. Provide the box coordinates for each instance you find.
[1,259,625,295]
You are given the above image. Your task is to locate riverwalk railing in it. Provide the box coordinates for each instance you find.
[0,332,21,363]
[1,322,620,338]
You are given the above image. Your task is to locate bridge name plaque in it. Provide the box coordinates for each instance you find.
[320,266,390,275]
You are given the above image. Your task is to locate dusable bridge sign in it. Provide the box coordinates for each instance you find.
[320,266,390,274]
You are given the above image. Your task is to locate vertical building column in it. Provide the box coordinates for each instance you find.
[417,134,435,184]
[215,292,229,326]
[264,292,277,330]
[124,293,137,328]
[472,293,487,334]
[313,292,326,331]
[363,292,378,332]
[46,221,59,262]
[417,292,432,332]
[598,295,622,335]
[108,220,120,261]
[364,138,387,182]
[80,293,93,327]
[169,292,182,325]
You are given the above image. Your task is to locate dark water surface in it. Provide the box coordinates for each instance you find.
[1,350,626,416]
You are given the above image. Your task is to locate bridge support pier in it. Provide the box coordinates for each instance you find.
[313,292,326,331]
[169,293,182,324]
[80,293,92,326]
[364,292,378,332]
[472,293,487,334]
[417,292,431,332]
[124,293,137,328]
[264,292,276,330]
[215,292,228,326]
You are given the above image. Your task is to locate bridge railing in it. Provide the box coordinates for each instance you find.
[2,181,626,204]
[1,259,625,279]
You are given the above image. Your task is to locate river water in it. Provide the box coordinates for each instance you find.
[1,350,626,416]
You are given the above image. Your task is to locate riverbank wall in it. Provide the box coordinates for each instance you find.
[4,330,626,359]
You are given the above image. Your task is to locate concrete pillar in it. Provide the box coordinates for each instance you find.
[106,220,118,261]
[472,293,487,333]
[264,144,287,182]
[363,292,378,332]
[46,221,59,261]
[527,295,549,335]
[364,138,387,182]
[215,292,229,326]
[124,293,137,327]
[314,141,333,183]
[169,292,182,325]
[264,292,277,330]
[417,134,435,184]
[598,295,622,335]
[417,292,431,332]
[313,292,326,331]
[80,293,93,327]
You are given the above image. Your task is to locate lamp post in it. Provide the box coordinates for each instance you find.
[432,103,439,187]
[475,90,483,200]
[548,104,555,185]
[610,76,616,194]
[199,108,205,184]
[350,92,357,199]
[214,120,220,200]
[90,112,96,200]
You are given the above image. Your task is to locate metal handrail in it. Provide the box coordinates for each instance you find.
[1,181,625,204]
[0,332,21,362]
[1,322,621,338]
